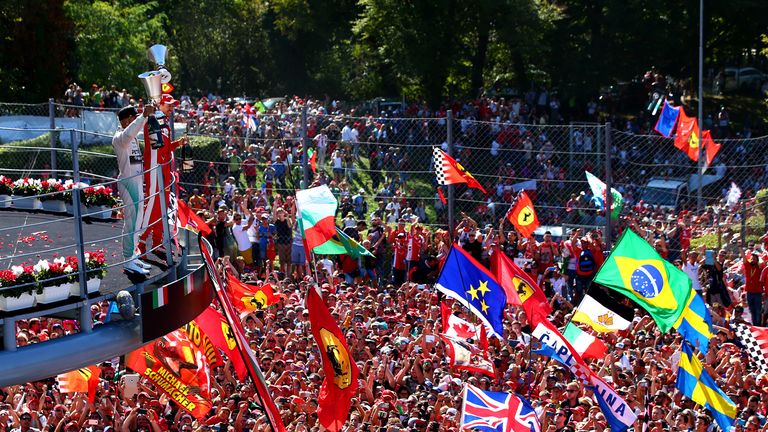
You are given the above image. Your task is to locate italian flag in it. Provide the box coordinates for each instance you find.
[296,185,338,251]
[152,286,168,309]
[562,322,607,360]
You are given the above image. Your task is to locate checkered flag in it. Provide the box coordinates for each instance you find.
[433,147,448,185]
[734,322,768,373]
[431,147,487,194]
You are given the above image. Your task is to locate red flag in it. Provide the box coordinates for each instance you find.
[57,366,100,404]
[182,319,224,370]
[437,186,447,205]
[440,332,495,377]
[674,110,700,162]
[701,130,721,167]
[125,330,213,420]
[309,148,317,173]
[226,274,281,312]
[433,147,487,194]
[491,251,552,326]
[307,287,359,431]
[178,199,212,236]
[440,302,481,340]
[201,239,286,431]
[194,306,248,380]
[506,191,539,239]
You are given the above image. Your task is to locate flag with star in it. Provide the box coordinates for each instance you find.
[435,246,506,337]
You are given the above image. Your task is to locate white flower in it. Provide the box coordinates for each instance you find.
[33,259,50,273]
[64,265,74,273]
[53,257,66,265]
[11,265,24,276]
[84,253,91,260]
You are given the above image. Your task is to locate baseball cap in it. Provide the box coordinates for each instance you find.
[160,94,180,106]
[117,106,138,121]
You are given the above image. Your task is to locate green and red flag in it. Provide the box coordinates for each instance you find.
[296,185,338,250]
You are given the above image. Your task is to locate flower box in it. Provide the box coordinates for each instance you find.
[36,283,74,304]
[0,291,36,311]
[86,278,102,294]
[13,197,42,210]
[65,203,86,216]
[86,205,113,220]
[41,200,67,213]
[0,195,10,209]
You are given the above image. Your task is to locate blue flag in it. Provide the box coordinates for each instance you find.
[435,246,506,337]
[673,290,713,354]
[653,101,680,137]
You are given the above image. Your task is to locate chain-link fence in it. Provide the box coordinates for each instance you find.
[1,101,767,243]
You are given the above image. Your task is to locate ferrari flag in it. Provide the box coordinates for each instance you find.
[507,191,539,239]
[307,286,359,431]
[433,147,487,194]
[126,330,213,420]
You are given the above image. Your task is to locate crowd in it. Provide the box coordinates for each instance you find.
[3,88,768,432]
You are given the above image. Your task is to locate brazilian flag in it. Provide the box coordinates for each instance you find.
[594,229,692,333]
[313,227,374,259]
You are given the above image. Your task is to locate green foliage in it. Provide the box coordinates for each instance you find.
[64,1,167,96]
[2,0,766,106]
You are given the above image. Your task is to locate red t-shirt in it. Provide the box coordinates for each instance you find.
[243,158,257,176]
[393,241,408,270]
[744,259,763,294]
[680,227,692,251]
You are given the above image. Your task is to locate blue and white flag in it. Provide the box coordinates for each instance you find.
[653,101,680,137]
[589,373,637,432]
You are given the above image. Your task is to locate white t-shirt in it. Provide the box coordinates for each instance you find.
[682,262,701,291]
[232,220,253,252]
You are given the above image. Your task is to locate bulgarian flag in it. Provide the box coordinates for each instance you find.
[563,322,608,360]
[296,185,338,251]
[308,148,317,173]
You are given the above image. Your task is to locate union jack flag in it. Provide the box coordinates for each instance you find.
[461,384,540,432]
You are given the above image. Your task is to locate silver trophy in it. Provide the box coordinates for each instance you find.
[137,71,163,103]
[147,44,172,83]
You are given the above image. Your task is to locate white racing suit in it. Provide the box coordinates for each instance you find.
[112,116,147,260]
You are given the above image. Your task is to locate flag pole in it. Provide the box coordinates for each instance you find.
[696,0,704,212]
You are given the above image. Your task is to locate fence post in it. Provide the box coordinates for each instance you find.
[49,99,57,176]
[604,122,613,251]
[568,122,574,177]
[446,110,454,238]
[301,106,309,190]
[70,129,92,334]
[3,318,16,352]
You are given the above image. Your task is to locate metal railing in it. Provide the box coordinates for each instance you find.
[0,126,184,351]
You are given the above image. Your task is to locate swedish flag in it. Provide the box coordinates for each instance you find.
[677,343,736,432]
[673,290,713,354]
[435,246,506,337]
[594,230,691,333]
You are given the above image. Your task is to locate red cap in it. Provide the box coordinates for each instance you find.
[160,94,180,106]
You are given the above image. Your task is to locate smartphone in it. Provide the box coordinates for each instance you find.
[88,420,99,426]
[705,249,714,266]
[137,408,147,415]
[425,335,435,343]
[123,373,140,399]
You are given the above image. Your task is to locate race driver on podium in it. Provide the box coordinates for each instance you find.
[139,93,188,258]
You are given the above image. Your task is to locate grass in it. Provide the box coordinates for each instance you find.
[689,188,767,250]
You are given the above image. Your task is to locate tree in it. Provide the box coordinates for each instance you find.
[0,0,73,101]
[65,0,168,97]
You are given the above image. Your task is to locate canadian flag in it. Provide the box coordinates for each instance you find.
[440,302,482,340]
